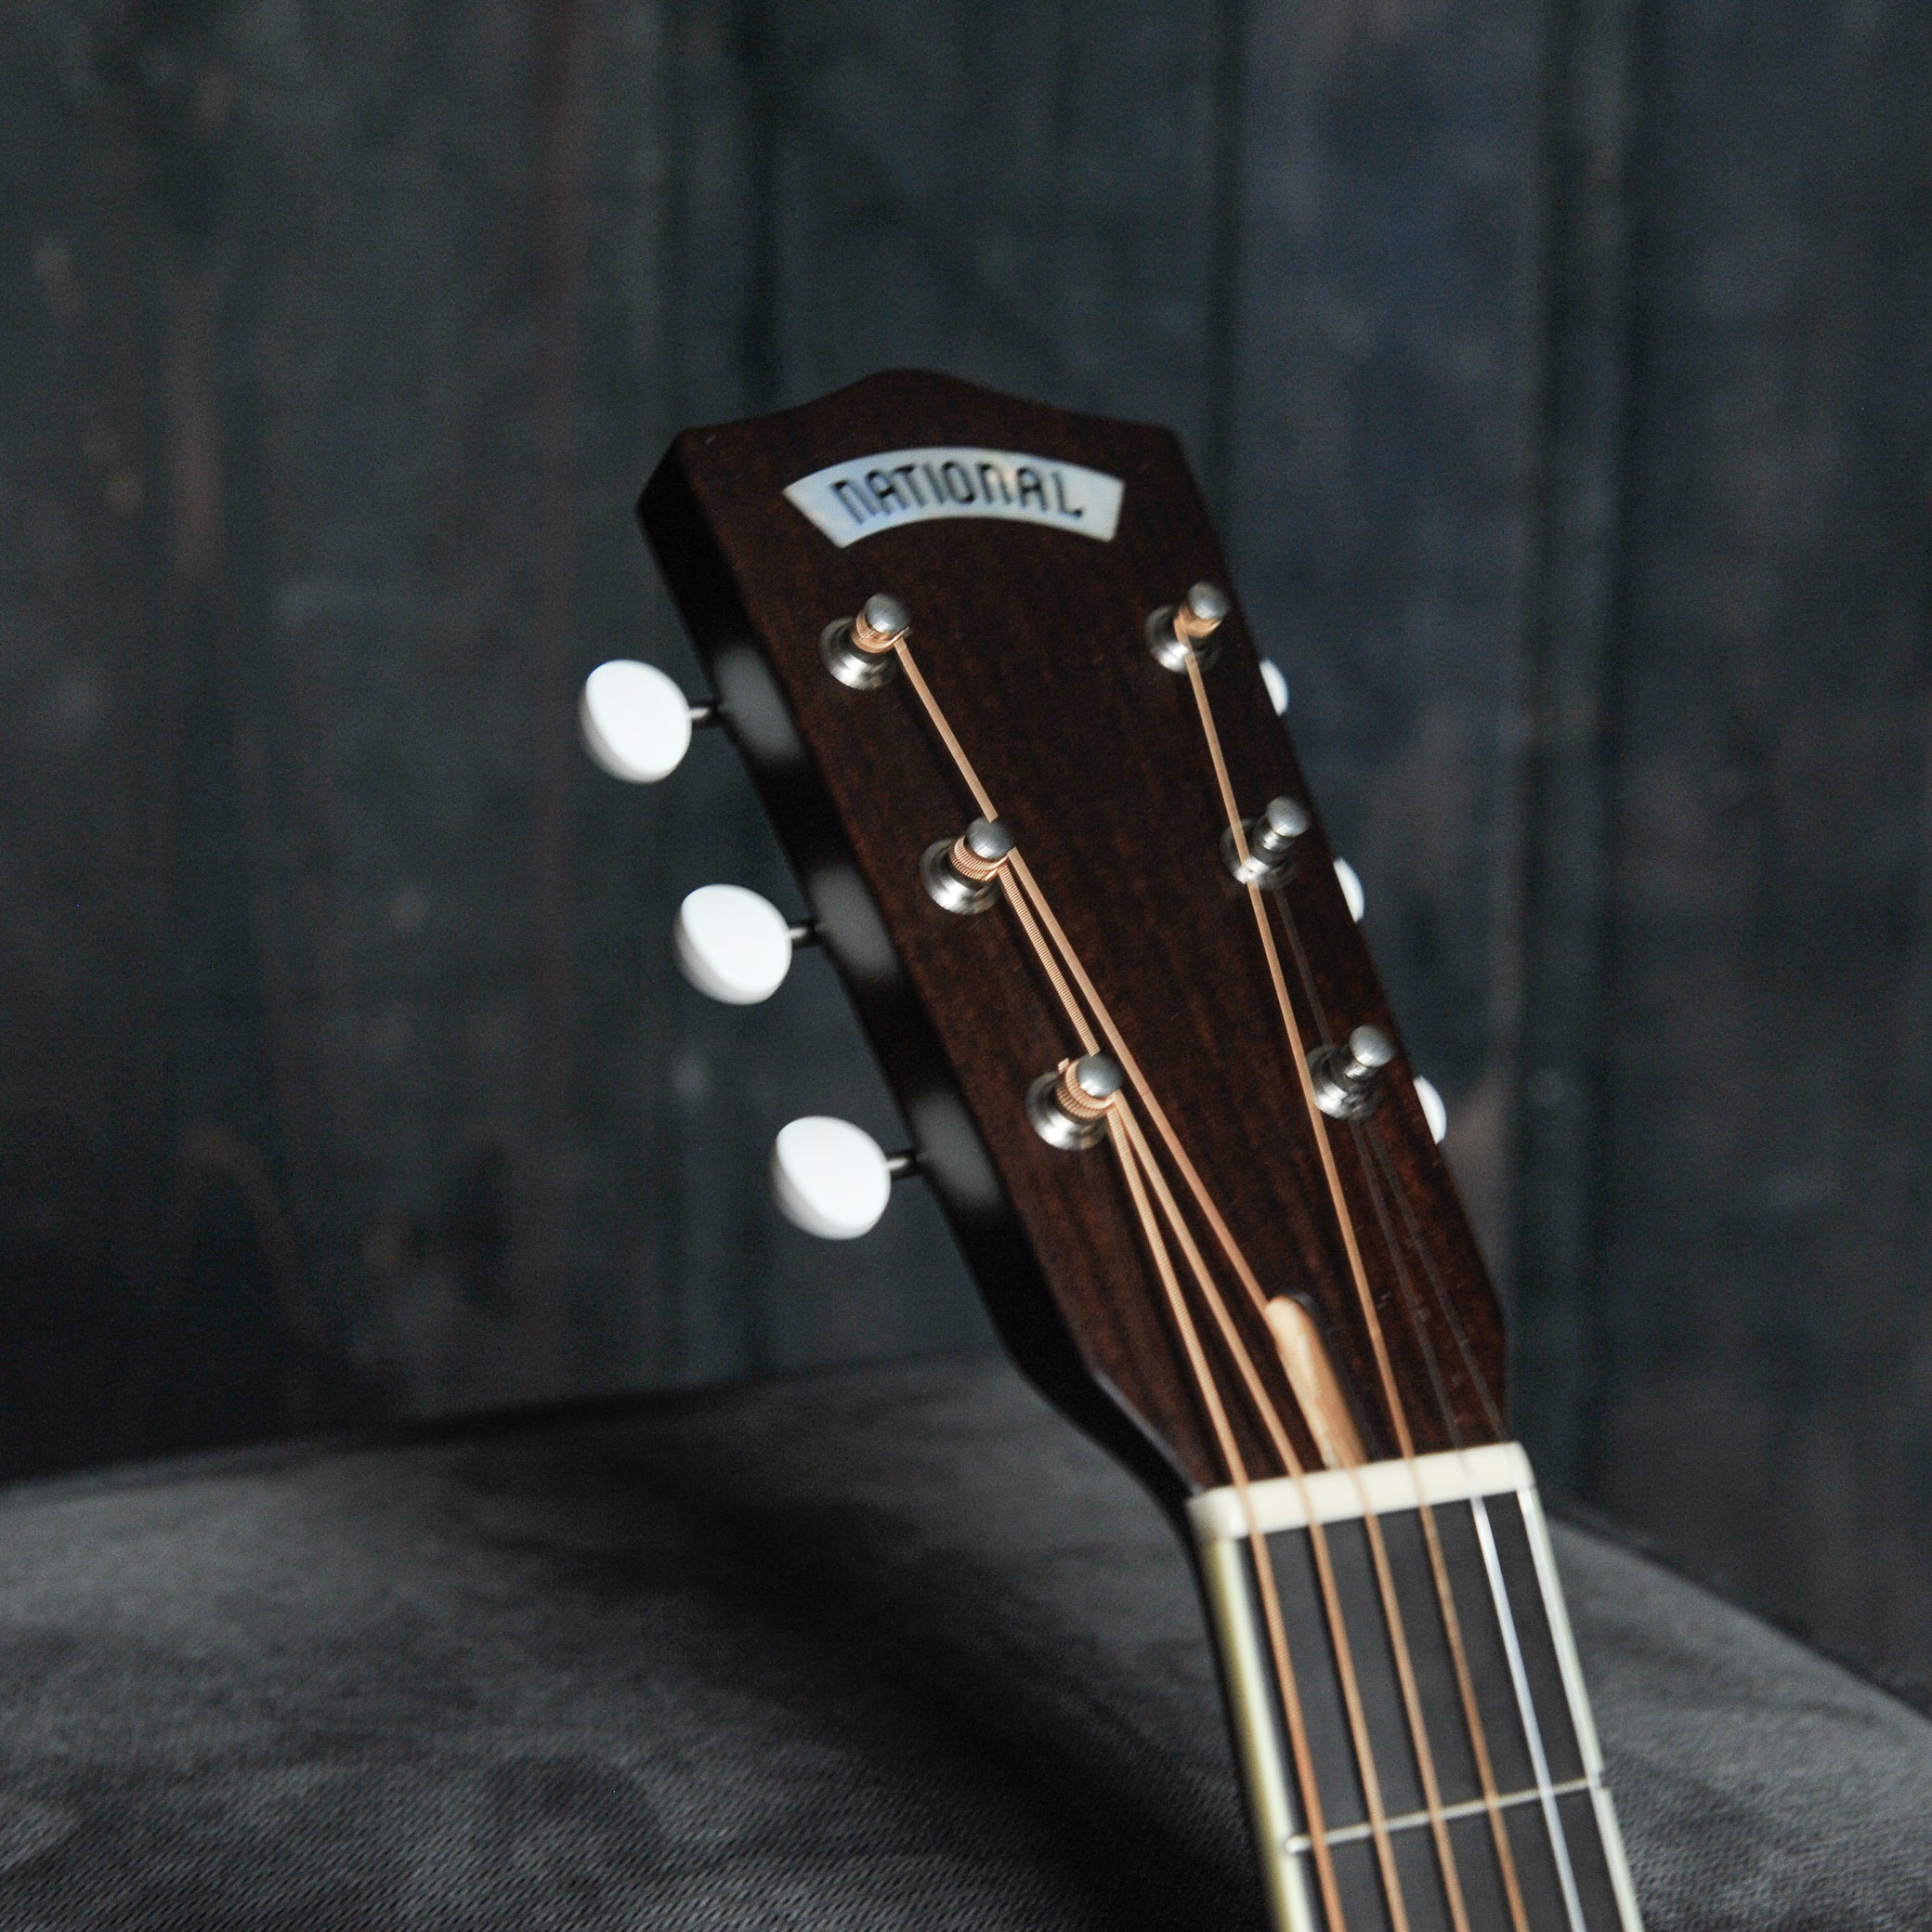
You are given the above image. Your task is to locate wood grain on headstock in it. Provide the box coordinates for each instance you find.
[640,370,1504,1508]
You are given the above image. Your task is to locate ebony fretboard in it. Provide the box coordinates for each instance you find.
[1192,1448,1641,1932]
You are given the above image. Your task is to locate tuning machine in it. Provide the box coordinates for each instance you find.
[770,1117,917,1239]
[674,885,817,1005]
[1260,659,1289,716]
[1224,797,1310,886]
[1311,1025,1395,1121]
[1027,1055,1125,1151]
[821,594,908,690]
[581,659,719,782]
[1146,581,1229,672]
[922,816,1015,914]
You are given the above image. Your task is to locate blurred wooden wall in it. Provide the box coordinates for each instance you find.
[2,0,1929,1689]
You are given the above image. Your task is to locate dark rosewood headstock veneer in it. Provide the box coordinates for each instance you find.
[639,369,1504,1506]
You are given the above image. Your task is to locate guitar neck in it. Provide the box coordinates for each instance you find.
[627,370,1649,1932]
[1195,1445,1641,1932]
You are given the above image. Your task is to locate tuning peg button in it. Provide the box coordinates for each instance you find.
[771,1116,895,1239]
[674,885,813,1004]
[1413,1076,1448,1144]
[1334,857,1365,921]
[581,660,716,782]
[1260,659,1289,715]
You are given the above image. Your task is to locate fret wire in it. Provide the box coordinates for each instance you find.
[1287,1776,1596,1855]
[1470,1494,1590,1932]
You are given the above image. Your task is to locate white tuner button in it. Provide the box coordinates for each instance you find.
[771,1116,893,1240]
[1334,856,1365,921]
[675,885,797,1005]
[1260,659,1289,716]
[1413,1076,1448,1144]
[581,659,698,782]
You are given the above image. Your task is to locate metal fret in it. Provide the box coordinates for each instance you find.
[1286,1777,1595,1854]
[1192,1451,1644,1932]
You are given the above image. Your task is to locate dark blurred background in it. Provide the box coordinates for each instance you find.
[4,0,1929,1693]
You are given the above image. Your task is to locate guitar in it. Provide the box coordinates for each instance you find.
[582,371,1643,1932]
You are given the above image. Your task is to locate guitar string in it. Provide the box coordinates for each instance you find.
[1247,757,1565,1932]
[899,609,1593,1923]
[1367,1135,1589,1932]
[1111,1103,1420,1931]
[887,633,1412,1926]
[1266,865,1536,1928]
[1362,1118,1508,1441]
[1103,1102,1352,1932]
[1339,1101,1580,1931]
[890,627,1544,1930]
[892,634,1291,1342]
[1005,814,1474,1929]
[1177,642,1569,1932]
[1001,882,1419,1928]
[999,871,1409,1927]
[1350,1096,1588,1927]
[1267,887,1507,1438]
[1178,648,1493,1926]
[1350,1118,1534,1932]
[1004,862,1420,1928]
[1267,876,1531,1927]
[1178,646,1415,1448]
[1110,1084,1471,1932]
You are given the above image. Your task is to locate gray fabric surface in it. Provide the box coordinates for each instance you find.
[0,1358,1924,1929]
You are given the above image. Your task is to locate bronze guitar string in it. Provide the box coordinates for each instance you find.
[1257,833,1534,1927]
[1177,644,1489,1932]
[887,635,1361,1925]
[1178,626,1614,1932]
[884,632,1410,1931]
[1258,868,1548,1925]
[886,620,1502,1931]
[1107,1101,1418,1932]
[1265,884,1509,1440]
[1103,1093,1351,1929]
[886,610,1597,1930]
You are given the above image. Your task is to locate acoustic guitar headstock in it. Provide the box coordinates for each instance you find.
[620,370,1505,1511]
